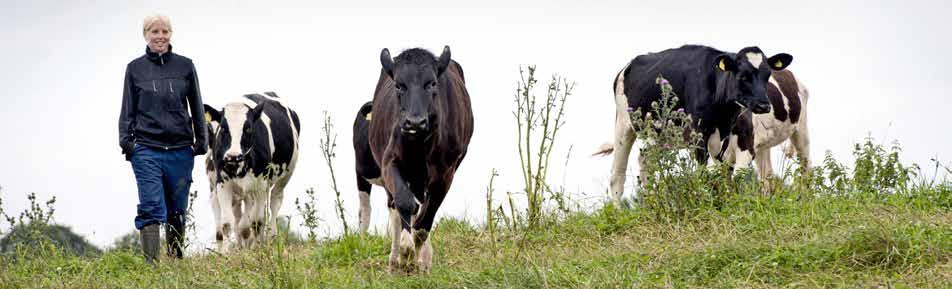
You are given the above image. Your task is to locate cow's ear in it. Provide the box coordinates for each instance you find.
[248,105,265,123]
[436,45,451,76]
[380,48,394,78]
[767,53,793,71]
[714,54,737,72]
[203,104,221,123]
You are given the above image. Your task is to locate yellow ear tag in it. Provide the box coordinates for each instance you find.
[205,112,212,123]
[365,112,372,121]
[718,59,727,71]
[774,60,784,68]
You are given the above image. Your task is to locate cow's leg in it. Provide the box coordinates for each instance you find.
[387,204,415,272]
[251,182,272,244]
[230,195,243,249]
[636,148,648,202]
[755,147,773,194]
[418,237,433,273]
[210,186,223,252]
[610,111,636,205]
[216,183,238,253]
[706,129,723,168]
[383,165,418,272]
[269,176,291,238]
[237,183,265,247]
[731,135,753,172]
[754,146,773,176]
[411,173,453,273]
[387,204,400,271]
[357,175,372,234]
[790,125,811,174]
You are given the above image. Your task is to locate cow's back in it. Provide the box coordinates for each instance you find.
[623,45,723,116]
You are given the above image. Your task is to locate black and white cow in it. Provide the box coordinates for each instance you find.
[353,101,383,233]
[202,105,244,252]
[203,92,300,251]
[720,69,811,188]
[593,45,793,204]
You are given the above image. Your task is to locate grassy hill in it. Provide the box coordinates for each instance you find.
[0,186,948,288]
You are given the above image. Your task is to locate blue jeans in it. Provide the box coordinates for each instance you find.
[130,144,194,230]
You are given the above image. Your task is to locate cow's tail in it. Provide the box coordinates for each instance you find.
[592,143,615,157]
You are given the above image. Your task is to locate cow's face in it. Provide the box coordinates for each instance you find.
[380,46,451,140]
[213,102,265,175]
[715,47,792,114]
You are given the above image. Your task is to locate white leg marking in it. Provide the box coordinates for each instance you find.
[388,208,401,271]
[358,190,371,233]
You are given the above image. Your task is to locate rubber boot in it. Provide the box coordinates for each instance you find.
[166,214,186,259]
[140,224,160,264]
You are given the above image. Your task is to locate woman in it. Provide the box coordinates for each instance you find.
[118,14,207,263]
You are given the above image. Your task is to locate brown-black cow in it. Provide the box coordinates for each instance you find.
[368,46,473,273]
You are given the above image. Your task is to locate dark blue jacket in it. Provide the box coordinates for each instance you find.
[119,46,207,160]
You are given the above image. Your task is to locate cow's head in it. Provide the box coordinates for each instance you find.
[380,46,451,140]
[210,102,266,176]
[714,47,792,114]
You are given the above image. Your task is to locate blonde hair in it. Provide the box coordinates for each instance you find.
[142,14,172,36]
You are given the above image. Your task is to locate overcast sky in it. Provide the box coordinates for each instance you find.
[1,0,950,248]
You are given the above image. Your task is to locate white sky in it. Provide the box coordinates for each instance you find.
[1,0,950,248]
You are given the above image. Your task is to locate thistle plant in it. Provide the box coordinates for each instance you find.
[629,75,730,221]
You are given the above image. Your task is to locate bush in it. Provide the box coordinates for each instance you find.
[0,192,100,259]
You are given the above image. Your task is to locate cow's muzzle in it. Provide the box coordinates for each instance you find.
[223,153,244,171]
[400,116,430,136]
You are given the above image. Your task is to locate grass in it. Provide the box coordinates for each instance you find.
[1,188,948,288]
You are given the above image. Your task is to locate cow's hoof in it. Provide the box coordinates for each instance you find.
[416,259,431,274]
[387,259,417,274]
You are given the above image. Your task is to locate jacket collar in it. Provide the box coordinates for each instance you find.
[145,45,173,65]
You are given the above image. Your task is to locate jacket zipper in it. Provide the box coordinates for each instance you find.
[152,80,157,92]
[169,81,175,95]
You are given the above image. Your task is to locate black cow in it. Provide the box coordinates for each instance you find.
[353,101,382,233]
[369,46,473,273]
[203,92,301,252]
[594,45,792,203]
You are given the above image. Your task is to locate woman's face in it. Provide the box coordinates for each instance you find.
[145,23,171,54]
